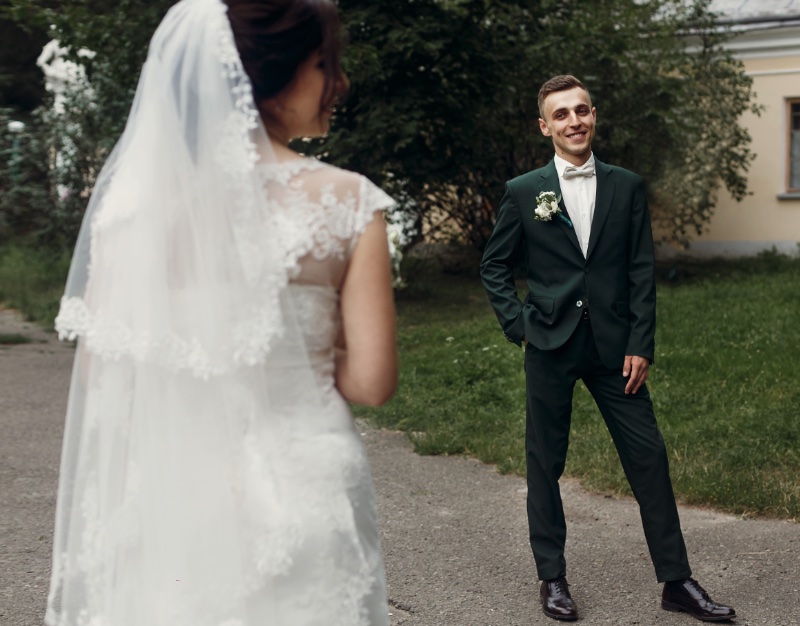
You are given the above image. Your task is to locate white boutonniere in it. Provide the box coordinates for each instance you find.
[534,191,562,221]
[534,191,573,227]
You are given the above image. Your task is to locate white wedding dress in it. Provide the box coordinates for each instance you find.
[46,2,396,622]
[47,157,395,626]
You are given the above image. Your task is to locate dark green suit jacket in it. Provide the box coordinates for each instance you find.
[480,158,656,369]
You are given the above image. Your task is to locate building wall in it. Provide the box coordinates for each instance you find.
[662,29,800,258]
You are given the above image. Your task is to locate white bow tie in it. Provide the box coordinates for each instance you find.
[562,161,595,179]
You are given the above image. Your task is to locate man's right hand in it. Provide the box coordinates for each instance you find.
[623,355,649,395]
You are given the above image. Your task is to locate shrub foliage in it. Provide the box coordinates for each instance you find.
[1,0,758,251]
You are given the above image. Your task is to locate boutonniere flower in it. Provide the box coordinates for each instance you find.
[534,191,573,227]
[534,191,560,221]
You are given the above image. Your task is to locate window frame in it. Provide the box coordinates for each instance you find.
[787,98,800,193]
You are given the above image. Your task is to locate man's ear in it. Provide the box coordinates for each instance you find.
[538,117,551,137]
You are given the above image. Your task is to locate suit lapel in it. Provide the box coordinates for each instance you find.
[586,159,615,261]
[539,161,581,256]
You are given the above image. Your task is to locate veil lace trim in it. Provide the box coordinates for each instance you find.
[55,296,285,378]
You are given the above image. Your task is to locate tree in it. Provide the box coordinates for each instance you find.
[0,7,48,114]
[532,0,759,247]
[321,0,759,249]
[2,0,757,250]
[0,109,51,241]
[1,0,172,245]
[315,0,548,248]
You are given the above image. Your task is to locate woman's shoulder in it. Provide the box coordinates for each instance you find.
[301,160,394,207]
[260,156,394,213]
[259,156,360,187]
[307,159,366,188]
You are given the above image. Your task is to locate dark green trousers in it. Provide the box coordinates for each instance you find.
[524,317,692,582]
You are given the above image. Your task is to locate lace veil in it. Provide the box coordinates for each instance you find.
[45,0,349,623]
[56,0,290,376]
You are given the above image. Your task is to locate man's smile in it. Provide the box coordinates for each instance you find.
[566,131,587,140]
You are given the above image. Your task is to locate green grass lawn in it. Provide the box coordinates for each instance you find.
[3,240,798,518]
[0,243,71,327]
[355,253,800,520]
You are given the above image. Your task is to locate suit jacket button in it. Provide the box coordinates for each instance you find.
[576,300,583,307]
[584,268,590,274]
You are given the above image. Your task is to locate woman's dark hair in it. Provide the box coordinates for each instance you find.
[224,0,346,115]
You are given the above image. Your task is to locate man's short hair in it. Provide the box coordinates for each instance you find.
[538,75,591,119]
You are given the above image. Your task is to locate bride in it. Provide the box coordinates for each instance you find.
[45,0,397,624]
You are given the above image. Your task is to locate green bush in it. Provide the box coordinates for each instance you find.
[0,110,54,243]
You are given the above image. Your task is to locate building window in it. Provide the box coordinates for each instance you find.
[789,100,800,192]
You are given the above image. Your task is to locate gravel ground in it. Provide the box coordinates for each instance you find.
[1,308,798,626]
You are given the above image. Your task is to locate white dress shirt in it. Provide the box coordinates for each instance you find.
[554,153,596,258]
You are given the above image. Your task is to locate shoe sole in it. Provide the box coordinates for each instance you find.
[542,608,578,622]
[662,600,736,622]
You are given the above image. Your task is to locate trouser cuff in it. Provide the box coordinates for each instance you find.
[656,567,693,583]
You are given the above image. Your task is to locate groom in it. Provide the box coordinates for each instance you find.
[480,75,736,622]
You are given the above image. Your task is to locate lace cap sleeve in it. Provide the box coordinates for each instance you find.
[353,176,390,232]
[351,176,396,254]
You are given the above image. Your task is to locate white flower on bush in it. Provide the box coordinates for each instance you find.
[37,40,95,115]
[387,228,404,288]
[36,40,96,203]
[385,203,416,289]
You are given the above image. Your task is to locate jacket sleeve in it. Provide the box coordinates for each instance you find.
[480,183,526,346]
[625,177,656,362]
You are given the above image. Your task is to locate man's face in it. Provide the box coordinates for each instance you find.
[538,86,596,165]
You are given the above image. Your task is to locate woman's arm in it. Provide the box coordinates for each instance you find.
[335,213,398,406]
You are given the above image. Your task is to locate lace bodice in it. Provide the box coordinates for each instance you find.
[55,157,394,378]
[259,158,394,393]
[260,157,392,288]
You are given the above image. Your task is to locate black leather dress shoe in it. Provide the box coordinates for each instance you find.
[540,576,578,621]
[662,577,736,621]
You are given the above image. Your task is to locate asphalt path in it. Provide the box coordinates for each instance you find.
[1,308,798,626]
